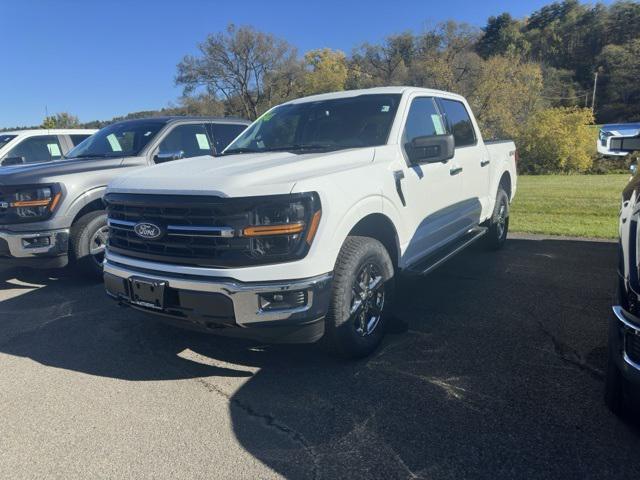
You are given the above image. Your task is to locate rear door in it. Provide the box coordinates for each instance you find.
[437,98,488,227]
[398,96,465,265]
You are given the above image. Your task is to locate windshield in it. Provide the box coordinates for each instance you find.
[224,94,401,155]
[0,134,17,150]
[65,121,164,159]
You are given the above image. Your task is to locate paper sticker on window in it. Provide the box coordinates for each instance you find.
[381,105,390,112]
[47,143,61,157]
[431,114,445,135]
[107,134,123,152]
[196,133,210,150]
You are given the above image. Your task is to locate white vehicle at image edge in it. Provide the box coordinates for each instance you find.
[103,87,517,358]
[597,123,640,157]
[0,129,97,166]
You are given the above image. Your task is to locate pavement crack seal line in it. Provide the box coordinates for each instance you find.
[194,377,321,479]
[534,318,604,380]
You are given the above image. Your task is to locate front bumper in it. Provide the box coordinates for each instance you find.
[611,305,640,384]
[103,257,333,343]
[0,228,70,268]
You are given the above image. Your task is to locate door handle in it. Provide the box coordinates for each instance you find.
[393,170,406,207]
[481,160,490,167]
[449,167,463,176]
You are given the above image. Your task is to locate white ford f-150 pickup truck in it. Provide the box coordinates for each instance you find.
[103,86,517,357]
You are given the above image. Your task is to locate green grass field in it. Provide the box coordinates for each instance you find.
[510,174,629,239]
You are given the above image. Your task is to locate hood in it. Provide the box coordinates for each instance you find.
[0,156,127,186]
[107,148,375,197]
[602,123,640,137]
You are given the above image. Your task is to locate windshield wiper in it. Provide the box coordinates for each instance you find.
[220,147,259,155]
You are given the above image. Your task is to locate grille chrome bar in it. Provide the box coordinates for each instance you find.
[108,219,235,238]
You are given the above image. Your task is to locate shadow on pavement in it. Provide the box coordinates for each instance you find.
[1,238,640,478]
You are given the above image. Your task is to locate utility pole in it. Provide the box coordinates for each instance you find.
[591,71,598,113]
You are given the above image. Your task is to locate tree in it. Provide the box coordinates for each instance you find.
[476,13,529,58]
[42,112,80,129]
[596,39,640,122]
[469,56,544,140]
[301,49,348,95]
[517,107,596,173]
[176,24,299,120]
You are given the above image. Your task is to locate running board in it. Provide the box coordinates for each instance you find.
[405,227,488,276]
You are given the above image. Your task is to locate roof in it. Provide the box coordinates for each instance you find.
[109,116,250,127]
[0,128,98,136]
[284,86,466,105]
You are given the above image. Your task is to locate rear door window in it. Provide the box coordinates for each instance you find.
[438,99,476,147]
[5,135,64,164]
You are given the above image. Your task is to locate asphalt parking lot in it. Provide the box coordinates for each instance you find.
[1,236,639,479]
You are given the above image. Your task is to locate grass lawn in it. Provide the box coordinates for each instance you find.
[510,174,629,239]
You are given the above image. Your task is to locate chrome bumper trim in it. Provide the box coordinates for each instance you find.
[0,228,69,258]
[612,305,640,371]
[103,257,333,327]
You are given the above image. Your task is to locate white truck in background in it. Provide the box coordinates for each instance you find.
[103,87,517,358]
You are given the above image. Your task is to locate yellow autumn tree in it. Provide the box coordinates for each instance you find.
[302,48,348,95]
[517,107,596,173]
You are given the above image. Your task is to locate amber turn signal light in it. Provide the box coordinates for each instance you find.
[243,222,305,237]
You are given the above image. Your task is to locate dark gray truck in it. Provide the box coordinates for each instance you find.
[0,116,249,277]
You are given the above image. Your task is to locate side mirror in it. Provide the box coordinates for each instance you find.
[1,156,25,166]
[154,151,184,163]
[406,134,455,164]
[612,136,640,153]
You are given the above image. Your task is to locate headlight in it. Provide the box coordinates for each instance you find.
[241,193,321,259]
[0,184,62,223]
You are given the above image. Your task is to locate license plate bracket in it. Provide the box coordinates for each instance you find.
[128,277,166,310]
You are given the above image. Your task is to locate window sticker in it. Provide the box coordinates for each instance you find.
[196,133,210,150]
[107,134,123,152]
[47,143,61,157]
[431,114,445,135]
[381,105,390,112]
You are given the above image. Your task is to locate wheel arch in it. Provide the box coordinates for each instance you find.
[347,213,401,270]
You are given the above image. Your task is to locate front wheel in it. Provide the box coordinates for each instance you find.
[70,210,108,279]
[324,236,394,358]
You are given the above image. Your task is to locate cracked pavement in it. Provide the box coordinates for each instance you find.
[1,236,640,479]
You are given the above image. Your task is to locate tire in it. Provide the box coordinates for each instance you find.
[324,236,394,358]
[485,187,510,250]
[70,210,108,279]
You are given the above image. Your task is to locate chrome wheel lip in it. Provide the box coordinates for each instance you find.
[89,225,109,264]
[350,262,385,337]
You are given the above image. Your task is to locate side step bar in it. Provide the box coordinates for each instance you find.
[405,226,488,276]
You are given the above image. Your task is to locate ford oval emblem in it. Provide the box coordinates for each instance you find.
[133,222,163,240]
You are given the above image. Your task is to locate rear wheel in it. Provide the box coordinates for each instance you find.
[485,188,509,250]
[70,210,108,279]
[324,236,394,358]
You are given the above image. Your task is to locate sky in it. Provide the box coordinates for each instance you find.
[1,0,612,128]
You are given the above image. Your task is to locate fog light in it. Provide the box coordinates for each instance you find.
[22,236,51,249]
[259,290,307,311]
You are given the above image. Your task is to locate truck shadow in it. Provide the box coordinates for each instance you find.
[1,237,640,478]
